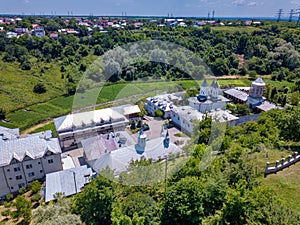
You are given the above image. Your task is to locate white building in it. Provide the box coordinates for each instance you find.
[0,132,62,198]
[145,93,181,119]
[188,80,229,113]
[224,77,280,112]
[171,106,238,135]
[54,108,128,150]
[33,26,45,38]
[171,106,204,135]
[45,165,93,202]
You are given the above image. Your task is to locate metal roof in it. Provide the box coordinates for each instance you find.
[224,88,249,102]
[82,131,135,162]
[252,77,266,86]
[0,136,61,167]
[45,165,93,202]
[255,101,278,112]
[53,108,127,133]
[85,137,183,175]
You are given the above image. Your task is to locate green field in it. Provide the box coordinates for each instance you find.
[211,26,262,33]
[1,78,251,131]
[248,149,300,213]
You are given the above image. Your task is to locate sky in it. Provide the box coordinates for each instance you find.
[0,0,299,18]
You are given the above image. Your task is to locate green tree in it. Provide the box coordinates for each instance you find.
[72,175,115,225]
[161,176,204,225]
[12,195,32,224]
[154,109,164,118]
[33,83,47,94]
[32,198,81,225]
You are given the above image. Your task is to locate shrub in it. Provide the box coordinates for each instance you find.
[30,180,41,194]
[5,193,13,201]
[154,109,164,118]
[18,187,27,195]
[31,193,41,202]
[21,60,31,70]
[1,209,10,217]
[0,108,6,120]
[33,83,47,94]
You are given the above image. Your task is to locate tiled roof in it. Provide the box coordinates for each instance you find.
[0,136,61,167]
[0,126,19,142]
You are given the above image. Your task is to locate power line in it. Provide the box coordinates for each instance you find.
[276,9,283,22]
[289,9,296,22]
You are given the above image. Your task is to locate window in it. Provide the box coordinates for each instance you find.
[26,164,32,169]
[16,175,22,180]
[9,177,12,180]
[48,159,54,164]
[38,162,41,165]
[14,167,20,172]
[7,169,10,172]
[28,172,35,177]
[11,187,14,190]
[18,183,25,189]
[40,170,43,173]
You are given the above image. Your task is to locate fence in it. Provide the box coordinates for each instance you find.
[264,152,300,177]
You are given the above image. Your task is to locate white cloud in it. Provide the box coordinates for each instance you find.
[291,0,300,5]
[232,0,246,6]
[248,1,257,6]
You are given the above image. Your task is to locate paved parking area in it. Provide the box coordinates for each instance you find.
[128,116,190,147]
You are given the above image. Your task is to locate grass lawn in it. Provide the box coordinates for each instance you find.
[248,149,300,213]
[28,121,58,137]
[211,26,262,34]
[2,77,250,131]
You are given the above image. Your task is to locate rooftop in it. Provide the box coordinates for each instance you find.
[112,104,140,116]
[252,77,266,86]
[209,109,239,123]
[45,165,93,202]
[0,135,61,167]
[256,101,278,112]
[85,136,182,175]
[53,108,127,133]
[82,131,135,162]
[172,106,203,122]
[224,88,249,102]
[0,126,19,142]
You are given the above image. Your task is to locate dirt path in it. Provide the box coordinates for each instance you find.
[22,120,52,135]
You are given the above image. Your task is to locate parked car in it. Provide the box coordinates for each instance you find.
[164,123,174,129]
[143,124,150,131]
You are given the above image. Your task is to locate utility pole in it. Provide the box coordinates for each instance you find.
[289,9,295,22]
[277,9,283,22]
[212,10,215,20]
[296,8,300,26]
